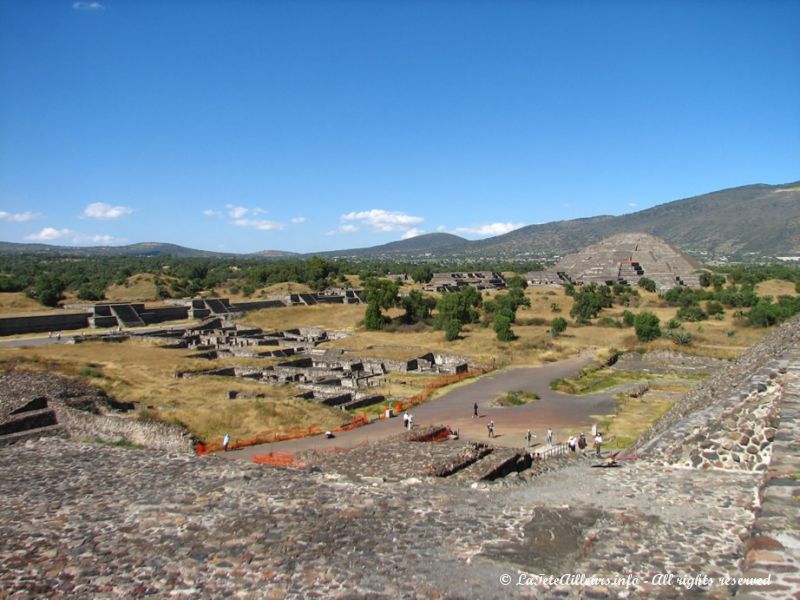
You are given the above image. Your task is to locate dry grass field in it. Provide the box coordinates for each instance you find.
[756,278,797,298]
[0,293,66,316]
[104,274,161,303]
[0,339,347,443]
[1,277,792,447]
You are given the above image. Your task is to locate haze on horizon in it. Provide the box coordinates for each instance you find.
[0,1,798,254]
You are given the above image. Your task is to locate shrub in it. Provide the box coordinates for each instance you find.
[670,330,693,345]
[622,310,635,327]
[666,318,681,330]
[550,317,568,337]
[677,304,708,322]
[633,311,661,342]
[494,314,516,341]
[444,319,461,341]
[638,277,657,293]
[364,303,384,330]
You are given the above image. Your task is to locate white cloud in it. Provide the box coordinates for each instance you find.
[401,228,425,240]
[225,205,250,219]
[453,222,525,236]
[25,227,71,241]
[233,218,285,231]
[291,216,306,224]
[24,227,122,245]
[72,1,105,9]
[83,202,133,220]
[0,210,40,222]
[628,202,638,208]
[338,224,359,233]
[202,209,222,217]
[340,209,423,232]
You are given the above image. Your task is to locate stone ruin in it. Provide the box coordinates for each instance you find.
[154,320,472,412]
[527,232,702,291]
[423,271,507,293]
[0,288,367,337]
[0,370,193,453]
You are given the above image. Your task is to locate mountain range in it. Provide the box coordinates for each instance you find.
[1,181,798,262]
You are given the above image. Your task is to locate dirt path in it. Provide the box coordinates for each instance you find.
[223,350,617,461]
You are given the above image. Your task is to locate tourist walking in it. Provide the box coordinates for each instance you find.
[578,433,587,453]
[546,427,553,446]
[594,433,603,457]
[526,429,533,447]
[407,414,414,430]
[568,435,577,453]
[403,412,410,429]
[473,402,478,418]
[223,432,231,452]
[487,420,495,438]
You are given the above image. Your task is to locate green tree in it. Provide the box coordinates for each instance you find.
[638,277,657,293]
[634,311,661,342]
[411,265,433,284]
[364,302,385,330]
[444,319,461,341]
[494,314,515,341]
[363,278,399,331]
[434,287,482,329]
[401,290,435,323]
[622,310,635,327]
[506,274,528,290]
[550,317,568,337]
[569,283,613,323]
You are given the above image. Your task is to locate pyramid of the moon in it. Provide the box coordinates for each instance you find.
[554,232,701,290]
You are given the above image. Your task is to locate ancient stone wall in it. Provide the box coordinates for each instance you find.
[0,312,90,336]
[57,406,194,454]
[630,314,800,455]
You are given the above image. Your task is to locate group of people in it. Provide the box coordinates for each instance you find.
[565,431,604,456]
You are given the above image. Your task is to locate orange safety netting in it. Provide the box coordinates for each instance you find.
[394,369,485,413]
[195,415,369,455]
[195,370,485,455]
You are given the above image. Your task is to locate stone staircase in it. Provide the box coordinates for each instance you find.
[0,397,64,446]
[109,304,146,328]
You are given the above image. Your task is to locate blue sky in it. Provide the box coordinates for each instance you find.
[1,0,798,253]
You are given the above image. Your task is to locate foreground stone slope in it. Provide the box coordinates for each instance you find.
[3,318,800,598]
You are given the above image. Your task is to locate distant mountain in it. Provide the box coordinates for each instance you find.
[0,241,230,258]
[2,181,797,262]
[313,232,470,259]
[250,249,301,258]
[463,181,800,260]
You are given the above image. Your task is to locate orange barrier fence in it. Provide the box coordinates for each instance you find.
[196,415,369,455]
[197,369,487,455]
[394,368,486,413]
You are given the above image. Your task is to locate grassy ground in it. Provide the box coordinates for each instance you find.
[105,274,161,303]
[551,366,707,395]
[0,280,783,448]
[491,390,540,407]
[0,338,347,443]
[0,293,67,316]
[595,384,691,449]
[756,279,798,298]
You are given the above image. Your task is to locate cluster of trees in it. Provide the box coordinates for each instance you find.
[434,286,482,341]
[0,253,547,308]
